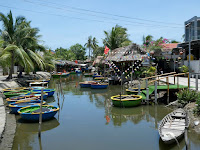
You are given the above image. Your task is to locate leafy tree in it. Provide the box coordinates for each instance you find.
[55,47,68,60]
[93,46,104,57]
[170,40,179,43]
[143,35,153,47]
[43,50,55,72]
[103,25,131,50]
[70,43,86,60]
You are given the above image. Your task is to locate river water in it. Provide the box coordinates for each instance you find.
[12,74,200,150]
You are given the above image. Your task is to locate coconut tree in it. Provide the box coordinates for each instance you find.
[84,36,93,60]
[92,37,98,58]
[103,25,131,50]
[0,11,45,78]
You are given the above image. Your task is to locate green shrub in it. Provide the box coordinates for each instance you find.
[194,99,200,115]
[176,89,200,106]
[179,65,189,73]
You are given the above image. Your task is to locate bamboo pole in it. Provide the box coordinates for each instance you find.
[155,80,157,104]
[188,72,190,89]
[177,75,179,89]
[38,88,44,138]
[196,74,198,91]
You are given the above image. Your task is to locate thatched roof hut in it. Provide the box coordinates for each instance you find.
[106,43,146,62]
[93,56,105,65]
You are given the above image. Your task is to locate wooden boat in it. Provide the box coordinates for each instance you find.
[26,79,50,84]
[4,90,31,98]
[84,73,93,77]
[28,92,48,99]
[30,81,48,87]
[158,109,190,144]
[94,77,105,81]
[9,100,45,114]
[90,82,108,89]
[32,88,55,96]
[93,75,102,78]
[6,95,40,104]
[52,73,70,78]
[18,105,59,121]
[126,88,146,95]
[79,81,96,88]
[111,95,142,107]
[3,87,32,93]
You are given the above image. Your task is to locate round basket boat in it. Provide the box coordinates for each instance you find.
[111,95,142,107]
[126,88,146,95]
[3,87,32,93]
[4,90,31,98]
[28,92,48,99]
[94,77,105,80]
[32,88,55,97]
[84,73,93,77]
[6,95,40,104]
[18,105,59,122]
[9,100,45,114]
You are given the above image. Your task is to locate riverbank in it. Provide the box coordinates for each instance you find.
[0,71,51,150]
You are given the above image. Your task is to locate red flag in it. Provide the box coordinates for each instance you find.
[104,46,110,54]
[75,60,78,64]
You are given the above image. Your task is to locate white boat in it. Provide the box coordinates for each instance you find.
[158,109,190,144]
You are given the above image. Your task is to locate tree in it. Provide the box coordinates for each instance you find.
[103,25,131,50]
[85,36,92,60]
[43,50,55,72]
[93,46,104,58]
[170,40,179,43]
[0,11,45,78]
[70,44,86,60]
[143,35,153,47]
[55,47,68,60]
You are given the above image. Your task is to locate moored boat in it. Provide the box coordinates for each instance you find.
[79,81,96,88]
[3,87,32,93]
[9,100,45,114]
[158,109,190,144]
[32,88,55,96]
[52,73,70,78]
[111,95,142,107]
[30,81,48,87]
[28,92,48,99]
[6,95,40,104]
[93,75,102,78]
[18,105,59,121]
[84,73,93,77]
[90,82,108,89]
[94,77,105,81]
[126,88,146,95]
[4,90,31,98]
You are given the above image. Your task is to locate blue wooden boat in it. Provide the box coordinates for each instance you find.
[25,92,48,100]
[3,87,32,93]
[6,95,40,104]
[18,105,59,121]
[91,83,108,89]
[32,88,55,96]
[79,81,96,88]
[93,75,102,78]
[9,100,45,114]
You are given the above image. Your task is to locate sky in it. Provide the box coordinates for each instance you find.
[0,0,200,51]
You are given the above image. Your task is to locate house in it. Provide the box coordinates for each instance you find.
[179,16,200,73]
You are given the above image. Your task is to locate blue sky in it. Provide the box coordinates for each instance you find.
[0,0,199,51]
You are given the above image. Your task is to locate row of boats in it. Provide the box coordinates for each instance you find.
[3,84,59,122]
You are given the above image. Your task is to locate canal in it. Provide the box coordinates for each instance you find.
[12,75,200,150]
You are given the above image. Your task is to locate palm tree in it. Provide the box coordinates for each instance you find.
[85,36,93,60]
[92,37,98,57]
[103,25,131,50]
[0,11,46,78]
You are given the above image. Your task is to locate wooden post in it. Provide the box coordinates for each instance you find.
[196,74,198,91]
[174,75,176,85]
[155,80,157,104]
[146,88,149,104]
[188,73,190,89]
[177,75,179,89]
[167,77,169,104]
[38,88,44,138]
[158,76,159,86]
[138,81,141,95]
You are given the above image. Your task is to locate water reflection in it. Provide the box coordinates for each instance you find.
[12,75,200,150]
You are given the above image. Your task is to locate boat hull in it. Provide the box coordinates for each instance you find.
[111,95,142,107]
[91,84,108,89]
[18,105,59,122]
[4,90,30,98]
[32,89,55,96]
[80,84,91,88]
[6,95,40,104]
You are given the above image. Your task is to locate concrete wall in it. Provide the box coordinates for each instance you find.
[184,60,200,73]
